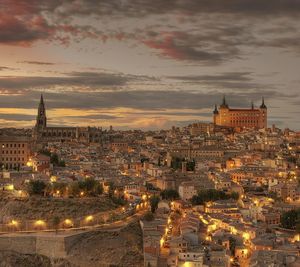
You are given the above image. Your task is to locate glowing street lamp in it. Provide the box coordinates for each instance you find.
[64,219,73,227]
[35,220,45,226]
[9,220,19,228]
[34,220,46,229]
[85,215,93,223]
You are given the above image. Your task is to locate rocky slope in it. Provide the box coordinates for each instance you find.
[0,222,144,267]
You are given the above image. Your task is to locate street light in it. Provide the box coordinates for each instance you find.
[85,215,93,223]
[34,220,46,229]
[9,220,19,229]
[64,219,73,227]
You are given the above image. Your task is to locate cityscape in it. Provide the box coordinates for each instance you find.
[0,1,300,267]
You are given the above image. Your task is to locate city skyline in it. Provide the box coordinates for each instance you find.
[0,0,300,130]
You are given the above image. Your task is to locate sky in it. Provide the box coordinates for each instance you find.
[0,0,299,130]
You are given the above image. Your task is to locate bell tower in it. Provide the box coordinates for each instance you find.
[35,94,47,130]
[259,97,267,128]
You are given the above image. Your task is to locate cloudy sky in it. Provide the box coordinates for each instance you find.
[0,0,299,130]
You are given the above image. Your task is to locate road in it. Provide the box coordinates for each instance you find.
[0,210,146,237]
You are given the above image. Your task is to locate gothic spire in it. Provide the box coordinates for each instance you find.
[40,94,44,105]
[36,93,47,129]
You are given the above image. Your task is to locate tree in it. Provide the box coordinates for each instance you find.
[230,192,239,200]
[171,157,183,170]
[160,189,179,200]
[150,195,160,213]
[50,153,59,165]
[280,209,299,229]
[229,237,236,256]
[52,216,61,234]
[27,180,46,196]
[68,182,80,197]
[51,182,67,196]
[186,160,195,171]
[144,211,154,221]
[191,189,238,205]
[146,182,158,191]
[58,160,66,167]
[39,149,51,157]
[69,178,104,197]
[108,181,116,198]
[50,153,65,167]
[94,183,103,195]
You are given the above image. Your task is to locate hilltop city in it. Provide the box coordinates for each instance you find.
[0,95,299,267]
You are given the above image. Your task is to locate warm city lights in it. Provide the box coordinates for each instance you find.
[0,1,299,266]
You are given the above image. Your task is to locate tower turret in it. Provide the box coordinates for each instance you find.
[260,97,267,109]
[220,95,229,109]
[259,97,267,128]
[213,104,219,114]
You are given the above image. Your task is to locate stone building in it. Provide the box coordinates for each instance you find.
[0,136,32,169]
[33,95,103,143]
[213,96,267,129]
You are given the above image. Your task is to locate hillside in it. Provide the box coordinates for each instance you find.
[0,193,118,222]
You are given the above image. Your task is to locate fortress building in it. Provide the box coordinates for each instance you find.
[33,95,103,143]
[213,97,267,129]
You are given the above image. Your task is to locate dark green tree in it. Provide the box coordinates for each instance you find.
[52,216,61,234]
[171,157,183,170]
[150,195,160,213]
[280,209,299,229]
[144,211,155,221]
[50,153,59,165]
[39,149,51,157]
[186,160,195,171]
[160,189,179,200]
[191,189,238,205]
[230,192,239,200]
[229,237,236,255]
[27,180,46,196]
[68,182,80,197]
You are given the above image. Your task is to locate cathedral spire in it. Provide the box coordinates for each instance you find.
[38,94,45,112]
[36,94,47,129]
[40,94,44,105]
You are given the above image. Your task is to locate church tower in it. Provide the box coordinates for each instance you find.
[259,97,267,128]
[35,94,47,130]
[213,104,219,125]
